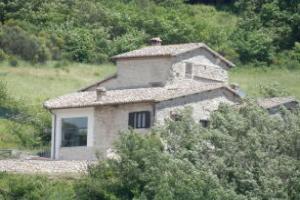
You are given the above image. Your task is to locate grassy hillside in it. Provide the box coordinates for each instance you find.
[0,62,116,105]
[1,63,300,149]
[0,63,299,104]
[230,67,300,99]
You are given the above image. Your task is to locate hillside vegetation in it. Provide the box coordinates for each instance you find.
[0,62,299,149]
[0,0,300,67]
[1,104,300,199]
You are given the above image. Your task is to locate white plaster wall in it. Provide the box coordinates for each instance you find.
[155,89,238,124]
[52,107,95,160]
[93,103,153,153]
[100,57,172,90]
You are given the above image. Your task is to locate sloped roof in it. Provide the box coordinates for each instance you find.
[112,43,235,67]
[258,96,298,109]
[44,81,239,110]
[78,73,117,92]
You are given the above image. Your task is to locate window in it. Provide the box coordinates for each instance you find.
[128,111,151,129]
[200,120,209,128]
[185,62,193,78]
[61,117,88,147]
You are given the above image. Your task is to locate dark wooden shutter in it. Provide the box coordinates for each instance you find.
[128,112,135,128]
[145,111,151,128]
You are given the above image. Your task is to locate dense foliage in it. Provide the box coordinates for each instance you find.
[1,0,299,66]
[1,103,300,199]
[76,103,300,199]
[0,0,236,64]
[0,173,75,199]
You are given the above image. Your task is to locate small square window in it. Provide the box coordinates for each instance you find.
[128,111,151,129]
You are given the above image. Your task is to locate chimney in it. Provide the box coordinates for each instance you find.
[230,83,240,91]
[150,37,162,46]
[96,87,106,101]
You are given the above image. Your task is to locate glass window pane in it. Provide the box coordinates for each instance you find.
[128,111,151,129]
[61,117,88,147]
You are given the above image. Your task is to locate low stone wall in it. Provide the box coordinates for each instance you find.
[0,159,95,174]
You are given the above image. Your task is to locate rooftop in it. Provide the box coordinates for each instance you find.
[258,96,298,109]
[44,81,239,109]
[112,43,235,67]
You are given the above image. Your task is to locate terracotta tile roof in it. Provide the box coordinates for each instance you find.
[258,96,298,109]
[44,81,238,109]
[112,43,235,67]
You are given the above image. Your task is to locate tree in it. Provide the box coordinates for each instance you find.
[76,103,300,199]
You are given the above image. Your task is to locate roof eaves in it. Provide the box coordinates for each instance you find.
[78,73,117,92]
[111,54,172,60]
[200,44,235,68]
[44,99,155,110]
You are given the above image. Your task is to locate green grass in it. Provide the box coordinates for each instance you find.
[230,67,300,99]
[0,61,116,106]
[1,61,299,105]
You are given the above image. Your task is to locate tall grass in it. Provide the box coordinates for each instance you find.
[0,61,116,106]
[230,67,300,99]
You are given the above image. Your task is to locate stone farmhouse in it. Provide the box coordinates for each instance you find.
[44,38,243,160]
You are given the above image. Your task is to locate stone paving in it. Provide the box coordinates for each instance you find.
[0,159,95,174]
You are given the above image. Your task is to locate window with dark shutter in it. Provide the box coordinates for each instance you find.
[128,111,151,129]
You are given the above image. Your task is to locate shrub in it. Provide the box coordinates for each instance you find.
[259,82,290,97]
[0,80,7,104]
[0,49,8,61]
[0,172,75,200]
[0,25,50,63]
[76,103,300,199]
[8,57,18,67]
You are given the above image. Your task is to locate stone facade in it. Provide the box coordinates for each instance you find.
[155,88,238,123]
[93,103,153,153]
[98,57,172,90]
[89,48,229,90]
[47,41,238,160]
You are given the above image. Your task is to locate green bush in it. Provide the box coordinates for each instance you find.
[8,57,18,67]
[0,172,75,200]
[0,25,41,62]
[76,103,300,199]
[0,80,7,104]
[259,82,290,98]
[0,49,8,61]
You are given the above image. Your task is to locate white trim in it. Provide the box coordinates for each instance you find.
[50,114,55,159]
[52,107,94,159]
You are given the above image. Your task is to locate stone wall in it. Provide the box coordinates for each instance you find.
[155,88,239,124]
[52,103,154,160]
[100,57,172,90]
[93,103,153,153]
[170,48,229,84]
[59,146,97,160]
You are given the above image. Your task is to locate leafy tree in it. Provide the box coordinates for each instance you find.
[76,103,300,199]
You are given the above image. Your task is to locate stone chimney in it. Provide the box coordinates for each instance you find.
[96,87,106,101]
[150,37,162,46]
[230,83,240,91]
